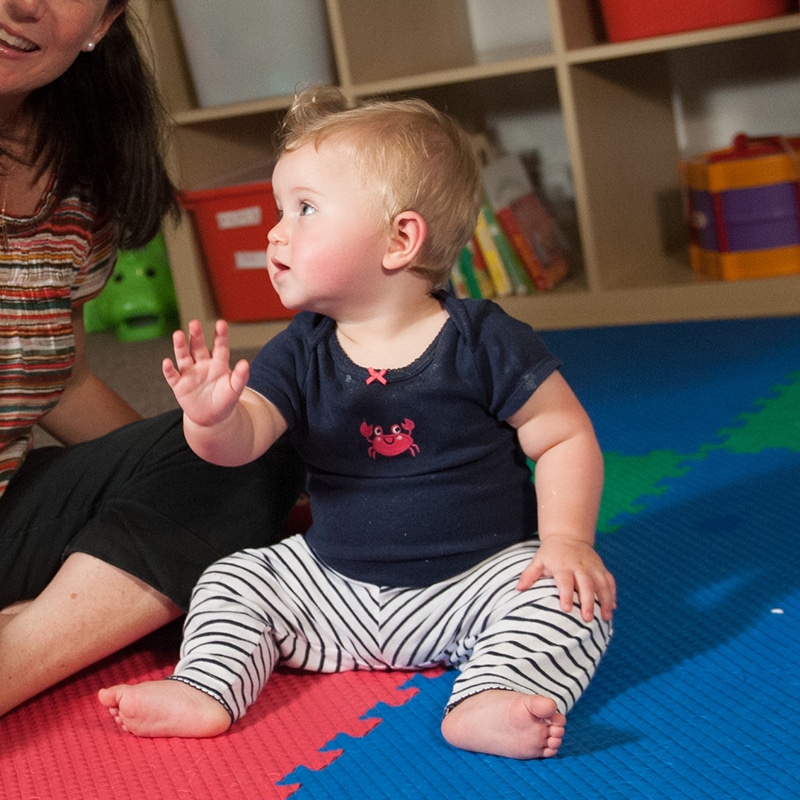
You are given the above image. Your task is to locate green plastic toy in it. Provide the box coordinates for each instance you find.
[84,231,180,342]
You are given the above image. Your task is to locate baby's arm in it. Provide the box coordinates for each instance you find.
[508,370,616,622]
[163,319,287,466]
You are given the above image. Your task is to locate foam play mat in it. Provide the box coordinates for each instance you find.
[2,315,799,799]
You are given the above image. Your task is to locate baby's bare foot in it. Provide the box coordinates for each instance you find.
[97,680,231,738]
[441,690,566,759]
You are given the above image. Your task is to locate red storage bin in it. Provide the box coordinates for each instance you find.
[180,181,292,323]
[599,0,791,42]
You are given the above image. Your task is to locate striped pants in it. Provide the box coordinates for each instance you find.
[170,534,612,723]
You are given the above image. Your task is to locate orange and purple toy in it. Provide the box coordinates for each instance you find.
[683,133,800,281]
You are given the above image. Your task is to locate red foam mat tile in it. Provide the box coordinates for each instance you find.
[0,634,421,800]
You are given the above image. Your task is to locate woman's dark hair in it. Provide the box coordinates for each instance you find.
[28,2,178,249]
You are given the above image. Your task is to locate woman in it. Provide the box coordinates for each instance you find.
[0,1,303,716]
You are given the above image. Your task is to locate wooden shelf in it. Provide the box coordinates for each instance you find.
[133,0,800,348]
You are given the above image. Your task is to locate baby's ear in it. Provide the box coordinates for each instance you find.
[383,211,426,271]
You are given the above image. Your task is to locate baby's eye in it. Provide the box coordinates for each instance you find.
[300,202,316,216]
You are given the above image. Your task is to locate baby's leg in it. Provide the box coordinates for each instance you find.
[98,547,283,737]
[440,544,612,758]
[98,680,230,738]
[98,536,384,738]
[441,689,566,759]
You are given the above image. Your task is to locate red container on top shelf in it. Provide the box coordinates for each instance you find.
[599,0,792,42]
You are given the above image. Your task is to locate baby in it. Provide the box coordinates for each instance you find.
[99,86,615,759]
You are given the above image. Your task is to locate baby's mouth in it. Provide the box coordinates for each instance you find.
[0,27,38,53]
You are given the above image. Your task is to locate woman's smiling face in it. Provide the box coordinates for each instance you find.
[0,0,121,108]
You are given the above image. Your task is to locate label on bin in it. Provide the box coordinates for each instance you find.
[216,206,262,230]
[234,251,267,270]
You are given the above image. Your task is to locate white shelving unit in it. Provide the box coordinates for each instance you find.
[134,0,800,349]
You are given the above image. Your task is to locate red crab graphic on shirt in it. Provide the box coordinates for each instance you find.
[360,418,419,458]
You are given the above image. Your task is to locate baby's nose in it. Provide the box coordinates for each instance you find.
[267,222,285,245]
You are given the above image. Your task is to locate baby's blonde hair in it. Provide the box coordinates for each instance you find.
[277,86,482,289]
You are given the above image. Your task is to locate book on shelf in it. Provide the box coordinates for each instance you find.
[453,241,487,299]
[482,153,571,290]
[473,203,516,297]
[473,204,512,297]
[482,198,535,296]
[465,237,495,298]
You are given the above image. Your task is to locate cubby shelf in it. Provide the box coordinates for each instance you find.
[135,0,800,348]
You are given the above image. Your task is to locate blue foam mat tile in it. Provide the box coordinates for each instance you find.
[594,450,800,674]
[285,671,558,800]
[584,450,800,797]
[285,445,799,799]
[541,316,800,456]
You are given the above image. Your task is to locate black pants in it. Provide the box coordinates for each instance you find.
[0,410,304,610]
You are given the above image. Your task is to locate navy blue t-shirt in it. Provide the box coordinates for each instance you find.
[248,292,560,586]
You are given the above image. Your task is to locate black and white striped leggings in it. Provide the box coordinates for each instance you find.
[169,535,613,723]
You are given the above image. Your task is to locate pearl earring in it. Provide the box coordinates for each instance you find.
[85,42,96,52]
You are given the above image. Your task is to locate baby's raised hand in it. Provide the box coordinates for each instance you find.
[162,319,250,427]
[517,535,616,623]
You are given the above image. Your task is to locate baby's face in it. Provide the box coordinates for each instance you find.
[267,140,390,315]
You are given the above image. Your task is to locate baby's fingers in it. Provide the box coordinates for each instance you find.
[594,571,617,621]
[229,358,251,397]
[575,570,616,622]
[554,569,577,615]
[516,559,544,591]
[210,319,232,364]
[162,356,180,388]
[169,327,198,373]
[186,320,212,361]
